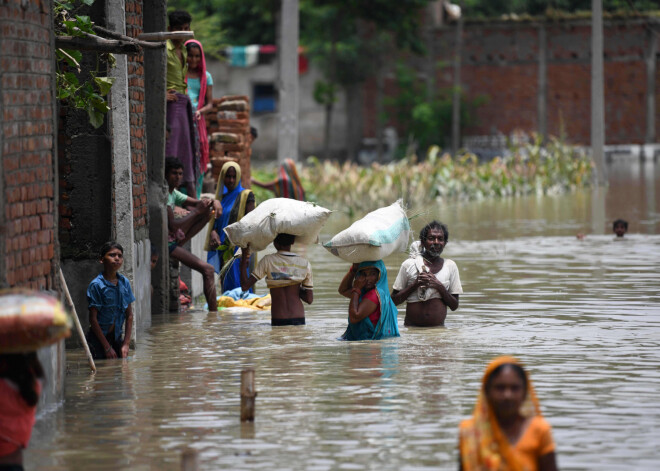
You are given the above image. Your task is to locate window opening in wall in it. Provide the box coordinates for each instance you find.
[253,83,277,114]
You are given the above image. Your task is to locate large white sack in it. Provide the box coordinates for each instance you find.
[224,198,332,251]
[323,200,410,263]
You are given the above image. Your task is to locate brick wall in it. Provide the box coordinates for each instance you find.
[0,0,57,289]
[125,0,148,238]
[364,18,658,146]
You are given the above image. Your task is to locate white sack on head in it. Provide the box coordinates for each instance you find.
[323,200,411,263]
[224,198,332,251]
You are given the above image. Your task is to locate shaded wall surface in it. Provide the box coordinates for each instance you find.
[364,18,659,146]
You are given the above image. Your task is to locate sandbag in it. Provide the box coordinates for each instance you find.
[224,198,332,251]
[323,200,410,263]
[0,289,72,353]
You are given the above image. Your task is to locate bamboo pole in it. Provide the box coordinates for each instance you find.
[137,31,194,42]
[591,0,606,185]
[92,25,165,49]
[58,268,96,373]
[240,368,257,422]
[55,36,141,54]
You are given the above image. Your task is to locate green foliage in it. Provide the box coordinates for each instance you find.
[383,62,487,155]
[54,0,115,129]
[167,0,274,53]
[313,80,338,106]
[299,135,593,213]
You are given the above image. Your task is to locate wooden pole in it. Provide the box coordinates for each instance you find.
[58,268,96,373]
[537,24,547,141]
[277,0,300,164]
[55,36,141,54]
[137,31,194,42]
[180,448,199,471]
[451,2,463,155]
[240,368,257,422]
[93,25,165,49]
[591,0,606,185]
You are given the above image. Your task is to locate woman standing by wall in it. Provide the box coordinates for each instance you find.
[185,39,213,198]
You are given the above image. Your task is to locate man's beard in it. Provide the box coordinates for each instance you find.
[424,247,442,258]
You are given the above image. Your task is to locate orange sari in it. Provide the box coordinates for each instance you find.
[459,356,555,471]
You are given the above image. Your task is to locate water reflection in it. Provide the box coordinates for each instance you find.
[27,161,660,470]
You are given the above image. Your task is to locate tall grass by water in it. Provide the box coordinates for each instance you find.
[253,136,594,214]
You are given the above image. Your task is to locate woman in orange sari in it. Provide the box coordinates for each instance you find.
[459,356,558,471]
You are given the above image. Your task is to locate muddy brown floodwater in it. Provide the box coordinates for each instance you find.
[27,160,660,470]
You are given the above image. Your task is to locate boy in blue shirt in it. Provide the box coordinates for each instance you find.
[85,241,136,359]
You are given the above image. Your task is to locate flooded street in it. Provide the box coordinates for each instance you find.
[28,160,660,470]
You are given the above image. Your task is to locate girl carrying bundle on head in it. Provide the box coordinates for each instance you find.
[337,260,400,341]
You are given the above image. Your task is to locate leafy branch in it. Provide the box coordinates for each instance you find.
[54,0,116,129]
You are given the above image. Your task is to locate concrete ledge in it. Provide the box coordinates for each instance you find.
[37,339,65,411]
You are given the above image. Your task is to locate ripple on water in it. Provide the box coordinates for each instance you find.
[25,232,660,470]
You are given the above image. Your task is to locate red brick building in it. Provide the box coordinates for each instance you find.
[364,16,659,148]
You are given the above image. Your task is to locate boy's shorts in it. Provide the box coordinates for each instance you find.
[85,329,125,359]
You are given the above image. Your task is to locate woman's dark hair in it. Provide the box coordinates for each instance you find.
[0,353,44,407]
[185,42,201,53]
[485,363,528,394]
[168,10,192,29]
[419,220,449,243]
[100,241,124,258]
[165,156,184,176]
[274,233,295,246]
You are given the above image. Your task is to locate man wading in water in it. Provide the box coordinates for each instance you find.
[391,221,463,327]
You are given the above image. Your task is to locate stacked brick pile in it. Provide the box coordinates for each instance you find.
[204,95,251,189]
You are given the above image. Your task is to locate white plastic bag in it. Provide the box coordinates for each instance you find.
[224,198,332,251]
[323,200,410,263]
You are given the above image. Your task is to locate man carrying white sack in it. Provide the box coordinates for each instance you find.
[391,220,463,327]
[240,233,314,326]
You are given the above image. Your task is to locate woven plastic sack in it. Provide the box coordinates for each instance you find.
[0,289,72,353]
[224,198,332,251]
[323,200,411,263]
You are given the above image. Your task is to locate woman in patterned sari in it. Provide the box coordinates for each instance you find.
[459,356,558,471]
[251,158,305,200]
[205,162,255,292]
